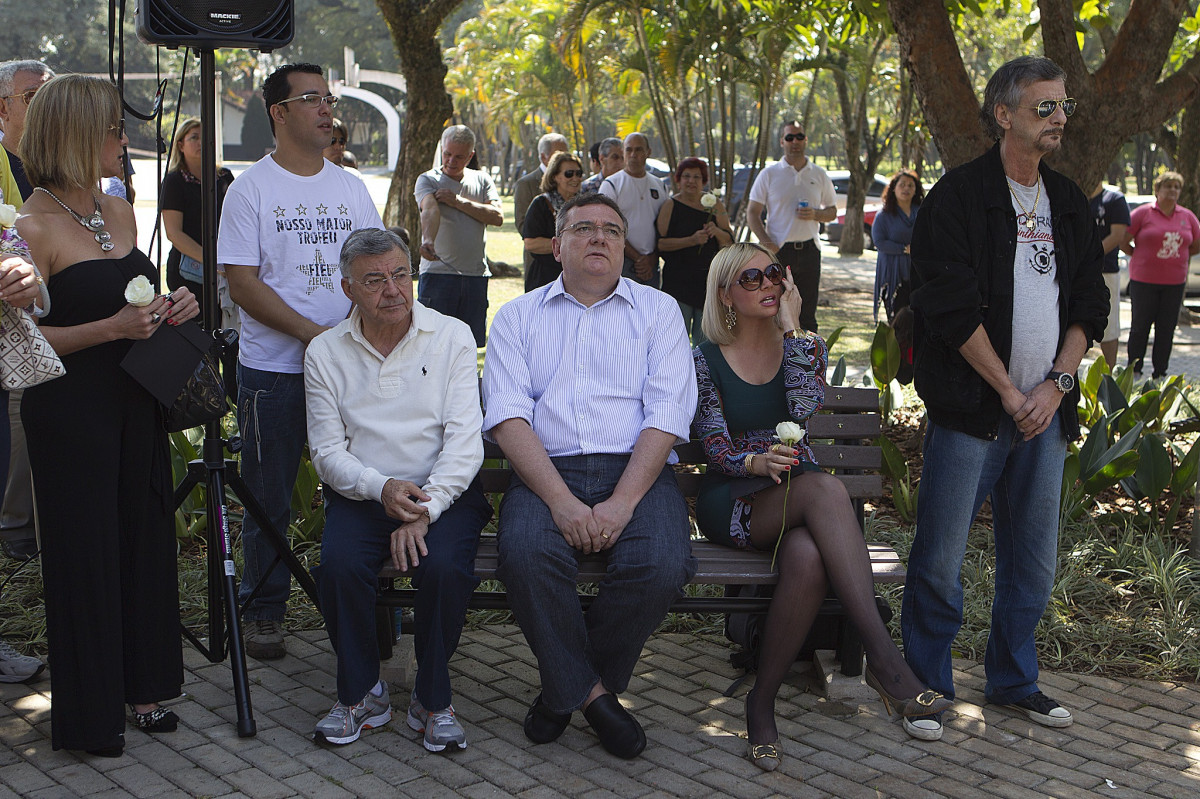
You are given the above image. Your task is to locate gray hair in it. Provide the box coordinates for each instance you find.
[338,228,412,279]
[980,56,1066,140]
[623,131,649,150]
[441,124,475,151]
[0,60,54,96]
[554,193,628,237]
[537,132,568,159]
[598,137,622,158]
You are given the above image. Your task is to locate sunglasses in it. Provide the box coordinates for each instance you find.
[108,118,126,138]
[1,87,38,106]
[560,169,583,179]
[1025,98,1077,118]
[330,136,347,146]
[736,263,784,291]
[783,132,806,142]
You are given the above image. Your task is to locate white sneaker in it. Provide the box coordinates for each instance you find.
[0,640,44,683]
[903,713,943,741]
[313,682,392,745]
[407,690,466,752]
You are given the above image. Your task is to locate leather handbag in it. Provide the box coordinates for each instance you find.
[0,301,65,390]
[164,349,225,432]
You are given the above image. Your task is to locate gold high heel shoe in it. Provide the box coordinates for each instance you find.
[744,688,781,772]
[864,666,953,718]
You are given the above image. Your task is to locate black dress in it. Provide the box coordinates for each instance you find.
[23,250,182,752]
[660,199,720,310]
[521,193,563,291]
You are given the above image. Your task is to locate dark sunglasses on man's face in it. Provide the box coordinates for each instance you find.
[1027,98,1077,118]
[561,169,583,179]
[737,263,784,291]
[783,132,806,142]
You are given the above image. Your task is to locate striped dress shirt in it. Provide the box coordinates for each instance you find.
[482,277,697,459]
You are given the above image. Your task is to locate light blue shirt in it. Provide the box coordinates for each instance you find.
[482,276,697,460]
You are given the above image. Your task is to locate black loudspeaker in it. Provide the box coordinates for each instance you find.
[136,0,294,52]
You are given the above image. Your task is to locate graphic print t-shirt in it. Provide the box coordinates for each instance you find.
[1007,177,1060,394]
[218,156,384,373]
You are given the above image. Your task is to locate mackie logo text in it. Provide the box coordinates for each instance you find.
[209,11,243,27]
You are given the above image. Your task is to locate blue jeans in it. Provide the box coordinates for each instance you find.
[314,480,491,708]
[901,415,1065,705]
[418,272,488,347]
[496,455,697,715]
[236,365,308,621]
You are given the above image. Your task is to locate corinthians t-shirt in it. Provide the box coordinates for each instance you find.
[1007,176,1060,394]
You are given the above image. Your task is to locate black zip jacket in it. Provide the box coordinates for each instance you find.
[910,143,1109,441]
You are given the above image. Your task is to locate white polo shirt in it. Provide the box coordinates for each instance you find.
[748,158,836,246]
[600,170,668,256]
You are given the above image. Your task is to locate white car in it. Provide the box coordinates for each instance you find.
[824,170,889,246]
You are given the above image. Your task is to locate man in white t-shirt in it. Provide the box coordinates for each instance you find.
[219,63,384,661]
[415,125,503,347]
[746,120,836,332]
[600,132,667,286]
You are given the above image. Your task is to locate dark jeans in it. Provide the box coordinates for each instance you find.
[236,365,308,621]
[495,455,697,715]
[621,255,661,288]
[1127,280,1185,378]
[314,479,492,708]
[418,272,488,347]
[776,239,821,333]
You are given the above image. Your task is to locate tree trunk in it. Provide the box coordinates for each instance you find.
[888,0,1200,184]
[374,0,464,233]
[887,0,990,170]
[1177,97,1200,214]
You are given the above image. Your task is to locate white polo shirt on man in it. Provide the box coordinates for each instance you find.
[748,158,836,246]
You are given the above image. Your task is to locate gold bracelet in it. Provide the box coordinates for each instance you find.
[784,328,808,340]
[744,453,755,474]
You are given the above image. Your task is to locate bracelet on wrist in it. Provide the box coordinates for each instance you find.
[744,453,755,475]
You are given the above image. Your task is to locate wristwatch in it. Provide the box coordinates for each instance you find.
[1046,371,1075,394]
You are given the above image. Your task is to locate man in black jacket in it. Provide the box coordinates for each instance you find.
[900,56,1108,743]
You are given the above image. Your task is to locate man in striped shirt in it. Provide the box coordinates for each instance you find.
[482,193,697,759]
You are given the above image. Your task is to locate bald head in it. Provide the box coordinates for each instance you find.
[623,132,650,178]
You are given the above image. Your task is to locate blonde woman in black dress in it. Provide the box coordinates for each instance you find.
[16,74,199,757]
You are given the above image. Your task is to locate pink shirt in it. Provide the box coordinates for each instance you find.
[1127,201,1200,285]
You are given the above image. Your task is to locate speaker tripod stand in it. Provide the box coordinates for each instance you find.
[170,48,320,738]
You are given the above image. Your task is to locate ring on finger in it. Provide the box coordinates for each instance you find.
[601,532,610,540]
[151,312,161,323]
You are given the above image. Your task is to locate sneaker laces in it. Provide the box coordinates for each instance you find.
[326,702,352,723]
[429,707,457,729]
[255,619,281,635]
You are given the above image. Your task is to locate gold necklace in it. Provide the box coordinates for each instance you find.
[1007,176,1041,231]
[35,187,114,251]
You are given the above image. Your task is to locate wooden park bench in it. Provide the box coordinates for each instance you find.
[376,385,904,677]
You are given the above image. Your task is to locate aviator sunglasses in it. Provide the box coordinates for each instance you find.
[737,263,784,291]
[1025,98,1076,118]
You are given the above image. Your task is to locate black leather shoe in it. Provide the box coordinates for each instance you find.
[583,693,645,759]
[523,693,571,744]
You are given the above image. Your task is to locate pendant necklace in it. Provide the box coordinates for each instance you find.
[1007,176,1041,231]
[34,187,114,251]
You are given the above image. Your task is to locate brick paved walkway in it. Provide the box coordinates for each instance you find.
[1,624,1197,798]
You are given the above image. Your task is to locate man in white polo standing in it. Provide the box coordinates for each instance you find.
[747,120,836,332]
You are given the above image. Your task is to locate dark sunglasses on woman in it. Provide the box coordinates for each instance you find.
[737,263,784,291]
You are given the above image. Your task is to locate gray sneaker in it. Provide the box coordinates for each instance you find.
[314,682,392,745]
[0,640,44,683]
[243,619,286,660]
[407,689,466,752]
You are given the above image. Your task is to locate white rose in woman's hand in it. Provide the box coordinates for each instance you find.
[700,192,717,210]
[124,275,156,307]
[776,421,804,446]
[0,204,16,228]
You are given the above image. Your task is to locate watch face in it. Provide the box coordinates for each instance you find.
[1057,373,1075,392]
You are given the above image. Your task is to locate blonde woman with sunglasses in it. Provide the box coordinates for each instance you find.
[691,242,949,771]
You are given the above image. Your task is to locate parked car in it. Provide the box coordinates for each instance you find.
[825,170,889,246]
[1116,194,1200,296]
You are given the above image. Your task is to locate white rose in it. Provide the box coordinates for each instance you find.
[700,192,717,210]
[0,204,16,228]
[776,421,804,446]
[124,275,156,307]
